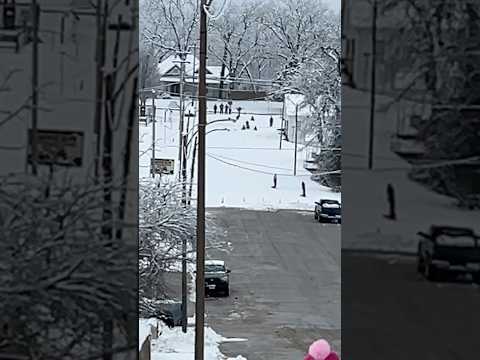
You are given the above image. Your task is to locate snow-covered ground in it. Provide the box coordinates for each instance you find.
[139,99,340,211]
[139,317,247,360]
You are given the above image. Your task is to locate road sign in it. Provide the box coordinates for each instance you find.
[27,129,84,167]
[151,158,174,175]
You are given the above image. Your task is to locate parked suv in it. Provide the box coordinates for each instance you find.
[417,225,480,282]
[204,260,230,297]
[314,199,341,223]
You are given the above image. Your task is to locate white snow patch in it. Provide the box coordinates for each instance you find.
[139,318,159,351]
[139,99,340,211]
[150,318,247,360]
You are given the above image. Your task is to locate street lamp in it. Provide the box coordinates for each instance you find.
[285,96,303,176]
[151,89,157,178]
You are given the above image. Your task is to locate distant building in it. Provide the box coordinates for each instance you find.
[156,53,228,99]
[154,53,274,100]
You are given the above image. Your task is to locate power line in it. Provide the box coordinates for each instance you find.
[206,153,338,177]
[207,152,294,171]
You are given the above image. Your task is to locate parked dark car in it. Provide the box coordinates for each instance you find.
[204,260,231,297]
[417,225,480,282]
[314,199,341,223]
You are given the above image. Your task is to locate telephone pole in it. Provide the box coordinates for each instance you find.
[194,0,208,358]
[151,91,157,178]
[294,104,298,176]
[175,51,188,181]
[30,0,39,175]
[368,0,377,170]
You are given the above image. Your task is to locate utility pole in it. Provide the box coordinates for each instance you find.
[176,52,188,181]
[188,136,198,205]
[368,0,377,170]
[280,97,285,150]
[195,0,208,358]
[294,104,298,176]
[94,0,107,179]
[30,0,39,175]
[182,112,195,205]
[151,91,156,178]
[192,42,197,106]
[181,232,188,333]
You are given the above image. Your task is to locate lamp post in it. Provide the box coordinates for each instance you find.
[151,89,157,178]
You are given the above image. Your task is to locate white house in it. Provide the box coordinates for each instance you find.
[156,53,229,99]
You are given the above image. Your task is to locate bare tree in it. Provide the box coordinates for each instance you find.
[0,174,136,359]
[383,0,480,203]
[209,1,265,92]
[139,179,228,314]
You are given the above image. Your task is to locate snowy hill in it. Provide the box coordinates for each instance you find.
[139,99,340,211]
[342,87,480,253]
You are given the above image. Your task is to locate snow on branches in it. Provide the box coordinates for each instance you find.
[139,179,227,309]
[0,173,136,359]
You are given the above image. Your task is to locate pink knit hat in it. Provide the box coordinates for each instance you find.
[306,339,331,360]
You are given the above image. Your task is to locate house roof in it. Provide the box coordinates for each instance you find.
[158,54,229,84]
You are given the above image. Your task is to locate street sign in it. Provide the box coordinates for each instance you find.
[151,158,174,175]
[27,129,84,167]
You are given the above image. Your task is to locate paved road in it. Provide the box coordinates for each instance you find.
[204,208,341,360]
[342,252,480,360]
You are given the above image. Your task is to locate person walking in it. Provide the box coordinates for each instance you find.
[269,116,274,127]
[301,181,306,197]
[213,104,218,114]
[387,183,396,220]
[245,120,250,129]
[251,115,255,122]
[219,103,224,114]
[272,174,277,189]
[229,105,232,114]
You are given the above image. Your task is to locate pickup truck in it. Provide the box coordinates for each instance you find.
[417,225,480,282]
[314,199,341,224]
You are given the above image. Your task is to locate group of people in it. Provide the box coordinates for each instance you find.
[213,103,232,115]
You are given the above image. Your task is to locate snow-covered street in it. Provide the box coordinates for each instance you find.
[139,99,340,210]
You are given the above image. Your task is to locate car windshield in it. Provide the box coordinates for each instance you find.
[321,201,340,208]
[205,264,225,272]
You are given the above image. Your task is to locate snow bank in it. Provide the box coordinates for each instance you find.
[139,318,159,351]
[150,318,247,360]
